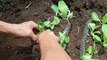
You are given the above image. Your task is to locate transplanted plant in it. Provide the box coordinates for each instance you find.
[37,16,60,32]
[88,12,107,48]
[51,1,73,49]
[51,0,74,20]
[80,46,93,60]
[81,12,107,60]
[58,32,70,49]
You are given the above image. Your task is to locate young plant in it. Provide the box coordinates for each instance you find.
[37,16,60,32]
[59,32,70,49]
[51,1,74,20]
[88,12,107,48]
[51,1,73,49]
[80,46,93,60]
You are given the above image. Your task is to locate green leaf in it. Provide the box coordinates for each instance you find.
[102,13,107,24]
[67,12,74,19]
[37,21,44,32]
[88,23,96,31]
[58,1,68,18]
[61,43,66,49]
[93,35,101,43]
[87,46,93,55]
[51,4,59,13]
[44,21,50,27]
[65,36,70,43]
[59,32,63,37]
[52,16,60,25]
[51,25,55,30]
[102,24,107,44]
[103,42,107,48]
[91,33,101,43]
[91,12,100,22]
[80,53,92,60]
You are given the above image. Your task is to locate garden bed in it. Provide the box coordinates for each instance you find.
[0,0,107,60]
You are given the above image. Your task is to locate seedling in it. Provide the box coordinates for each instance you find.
[88,12,107,48]
[80,46,93,60]
[37,16,60,32]
[81,12,107,60]
[51,1,74,20]
[59,32,70,49]
[51,1,73,49]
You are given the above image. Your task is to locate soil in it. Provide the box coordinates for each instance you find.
[0,0,107,60]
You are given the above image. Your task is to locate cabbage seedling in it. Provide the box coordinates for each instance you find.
[37,16,60,32]
[51,1,74,20]
[59,32,70,49]
[88,12,107,48]
[80,46,93,60]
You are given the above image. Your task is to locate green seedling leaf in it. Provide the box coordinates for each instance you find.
[65,36,70,43]
[51,25,55,30]
[51,4,59,13]
[37,21,44,32]
[52,16,60,25]
[44,20,50,27]
[80,53,92,60]
[102,13,107,24]
[91,12,100,22]
[102,24,107,48]
[102,24,107,41]
[61,43,66,49]
[67,12,74,19]
[91,33,101,43]
[87,46,93,55]
[58,1,68,18]
[59,32,63,37]
[103,42,107,48]
[88,23,96,31]
[59,32,65,43]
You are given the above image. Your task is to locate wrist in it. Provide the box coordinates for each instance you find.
[38,36,58,43]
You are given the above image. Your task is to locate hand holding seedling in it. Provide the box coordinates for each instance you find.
[0,21,72,60]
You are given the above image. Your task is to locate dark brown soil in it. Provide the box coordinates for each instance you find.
[0,0,107,60]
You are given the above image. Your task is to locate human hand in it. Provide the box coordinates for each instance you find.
[7,21,38,41]
[38,31,59,43]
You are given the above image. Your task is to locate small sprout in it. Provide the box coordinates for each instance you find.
[51,1,74,20]
[80,46,93,60]
[87,46,93,55]
[59,32,70,49]
[37,21,44,32]
[37,16,60,32]
[58,1,68,18]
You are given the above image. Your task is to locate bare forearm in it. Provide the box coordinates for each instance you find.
[39,38,72,60]
[0,21,13,33]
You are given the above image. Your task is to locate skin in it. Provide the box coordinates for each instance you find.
[0,21,72,60]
